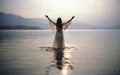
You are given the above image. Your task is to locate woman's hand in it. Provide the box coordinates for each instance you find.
[72,16,75,19]
[45,15,48,18]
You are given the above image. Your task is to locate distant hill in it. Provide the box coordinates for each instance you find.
[0,12,42,29]
[0,12,120,29]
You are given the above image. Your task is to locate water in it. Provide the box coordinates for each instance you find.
[0,30,120,75]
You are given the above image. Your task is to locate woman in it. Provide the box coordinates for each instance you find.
[45,15,75,49]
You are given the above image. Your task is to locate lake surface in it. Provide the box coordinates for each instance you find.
[0,30,120,75]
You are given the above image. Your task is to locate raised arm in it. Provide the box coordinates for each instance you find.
[63,16,75,25]
[45,15,56,24]
[62,16,75,30]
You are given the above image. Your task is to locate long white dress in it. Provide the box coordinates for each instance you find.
[53,31,64,48]
[49,20,72,49]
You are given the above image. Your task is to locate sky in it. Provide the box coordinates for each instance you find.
[0,0,120,26]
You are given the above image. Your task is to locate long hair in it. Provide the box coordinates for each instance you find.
[56,18,63,30]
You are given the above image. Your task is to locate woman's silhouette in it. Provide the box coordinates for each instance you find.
[45,15,75,49]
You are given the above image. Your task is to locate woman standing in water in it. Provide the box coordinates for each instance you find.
[45,15,75,49]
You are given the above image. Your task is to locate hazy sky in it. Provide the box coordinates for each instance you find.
[0,0,120,26]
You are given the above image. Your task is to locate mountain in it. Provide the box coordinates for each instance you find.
[0,12,100,29]
[0,12,42,29]
[0,12,120,29]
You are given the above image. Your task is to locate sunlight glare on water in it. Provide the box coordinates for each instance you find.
[0,30,120,75]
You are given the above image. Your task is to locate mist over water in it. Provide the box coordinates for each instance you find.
[0,30,120,75]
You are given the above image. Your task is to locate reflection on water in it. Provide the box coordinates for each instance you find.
[0,30,120,75]
[40,47,75,75]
